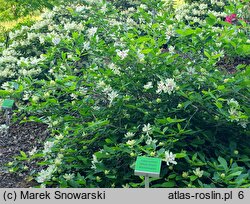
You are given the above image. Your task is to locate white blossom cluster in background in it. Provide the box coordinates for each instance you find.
[162,0,229,25]
[227,98,248,128]
[0,4,93,82]
[96,81,119,107]
[0,1,153,84]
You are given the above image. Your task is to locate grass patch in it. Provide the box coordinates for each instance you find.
[0,14,42,31]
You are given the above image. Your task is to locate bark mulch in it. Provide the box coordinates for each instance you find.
[0,113,49,187]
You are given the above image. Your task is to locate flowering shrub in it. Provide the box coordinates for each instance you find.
[1,0,250,188]
[162,0,250,26]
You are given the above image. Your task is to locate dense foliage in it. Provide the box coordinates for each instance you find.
[0,0,78,20]
[0,0,250,188]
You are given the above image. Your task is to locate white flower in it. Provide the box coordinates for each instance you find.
[52,37,61,45]
[146,136,158,145]
[32,95,39,103]
[165,79,176,94]
[40,184,46,188]
[137,51,145,61]
[164,151,177,166]
[0,124,9,135]
[87,27,98,37]
[193,167,204,178]
[28,147,37,156]
[102,85,112,94]
[43,141,54,154]
[199,3,208,10]
[116,49,129,60]
[186,67,196,75]
[36,165,56,183]
[143,82,153,90]
[168,46,175,54]
[63,173,74,181]
[91,154,101,170]
[146,137,153,145]
[140,4,148,9]
[101,4,107,13]
[107,90,118,105]
[55,134,64,140]
[125,132,135,138]
[156,78,176,95]
[227,98,239,108]
[108,63,121,75]
[70,93,78,100]
[1,82,13,90]
[142,123,152,135]
[55,157,62,166]
[238,121,247,128]
[126,140,136,146]
[83,41,90,50]
[156,81,166,94]
[92,155,98,163]
[228,108,240,121]
[23,93,30,101]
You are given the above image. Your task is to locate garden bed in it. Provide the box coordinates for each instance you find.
[0,113,49,187]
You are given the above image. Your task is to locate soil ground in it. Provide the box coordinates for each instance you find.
[0,113,48,187]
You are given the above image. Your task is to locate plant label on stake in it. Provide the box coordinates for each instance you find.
[135,156,161,188]
[1,99,14,110]
[1,99,14,126]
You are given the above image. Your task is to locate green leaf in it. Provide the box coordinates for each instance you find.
[215,101,223,109]
[204,51,211,58]
[175,153,187,158]
[162,181,176,187]
[176,29,195,36]
[141,49,152,54]
[218,157,228,171]
[190,175,198,181]
[226,171,242,180]
[20,151,27,158]
[206,15,216,26]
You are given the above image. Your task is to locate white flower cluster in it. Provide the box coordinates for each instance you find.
[172,0,227,25]
[143,82,153,90]
[108,63,121,75]
[116,49,129,60]
[97,81,119,106]
[156,78,177,95]
[87,27,98,38]
[36,165,57,183]
[43,141,55,154]
[63,173,74,181]
[91,155,101,170]
[227,98,248,128]
[0,4,95,82]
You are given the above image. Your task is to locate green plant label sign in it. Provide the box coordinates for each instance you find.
[1,99,14,110]
[135,156,161,178]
